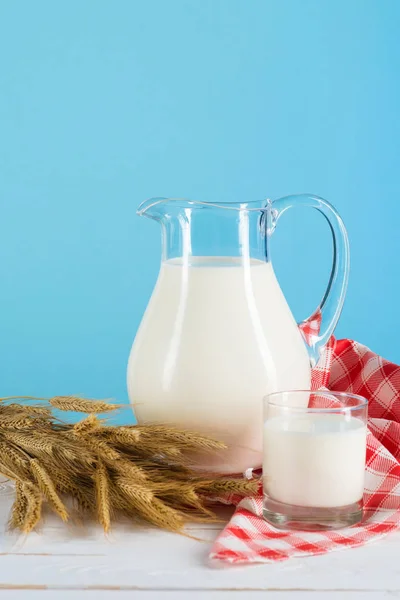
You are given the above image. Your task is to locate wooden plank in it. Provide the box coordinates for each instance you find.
[0,480,399,593]
[0,531,399,591]
[3,591,400,599]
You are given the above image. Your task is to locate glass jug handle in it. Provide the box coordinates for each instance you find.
[270,194,350,366]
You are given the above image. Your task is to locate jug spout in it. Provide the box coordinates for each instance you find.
[137,197,209,221]
[137,197,170,220]
[137,197,227,219]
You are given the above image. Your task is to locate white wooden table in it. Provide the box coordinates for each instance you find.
[0,480,399,599]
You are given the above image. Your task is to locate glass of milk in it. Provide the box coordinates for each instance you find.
[263,390,368,530]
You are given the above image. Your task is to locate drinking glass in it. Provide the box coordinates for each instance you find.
[263,390,368,530]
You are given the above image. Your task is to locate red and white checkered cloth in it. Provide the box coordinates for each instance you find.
[209,329,400,564]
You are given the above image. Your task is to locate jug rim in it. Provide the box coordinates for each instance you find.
[137,197,272,216]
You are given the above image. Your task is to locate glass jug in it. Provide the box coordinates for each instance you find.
[127,195,349,473]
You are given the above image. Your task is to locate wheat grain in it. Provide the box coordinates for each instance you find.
[115,477,184,532]
[195,477,259,497]
[0,415,42,429]
[52,442,95,474]
[110,459,148,482]
[135,426,227,452]
[98,426,141,445]
[0,441,31,480]
[3,431,54,457]
[21,483,42,533]
[19,406,51,417]
[1,404,51,417]
[50,397,118,413]
[84,438,120,461]
[72,414,101,435]
[30,459,68,521]
[9,481,28,529]
[94,461,111,533]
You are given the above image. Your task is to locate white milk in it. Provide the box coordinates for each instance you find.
[263,414,367,507]
[127,257,311,473]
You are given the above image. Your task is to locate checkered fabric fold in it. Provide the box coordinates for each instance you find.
[209,334,400,564]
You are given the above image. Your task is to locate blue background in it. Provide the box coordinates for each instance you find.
[1,0,399,404]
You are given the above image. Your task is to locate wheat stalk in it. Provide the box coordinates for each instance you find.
[0,396,258,535]
[9,481,28,529]
[94,460,111,533]
[30,459,68,521]
[21,483,42,533]
[50,396,118,413]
